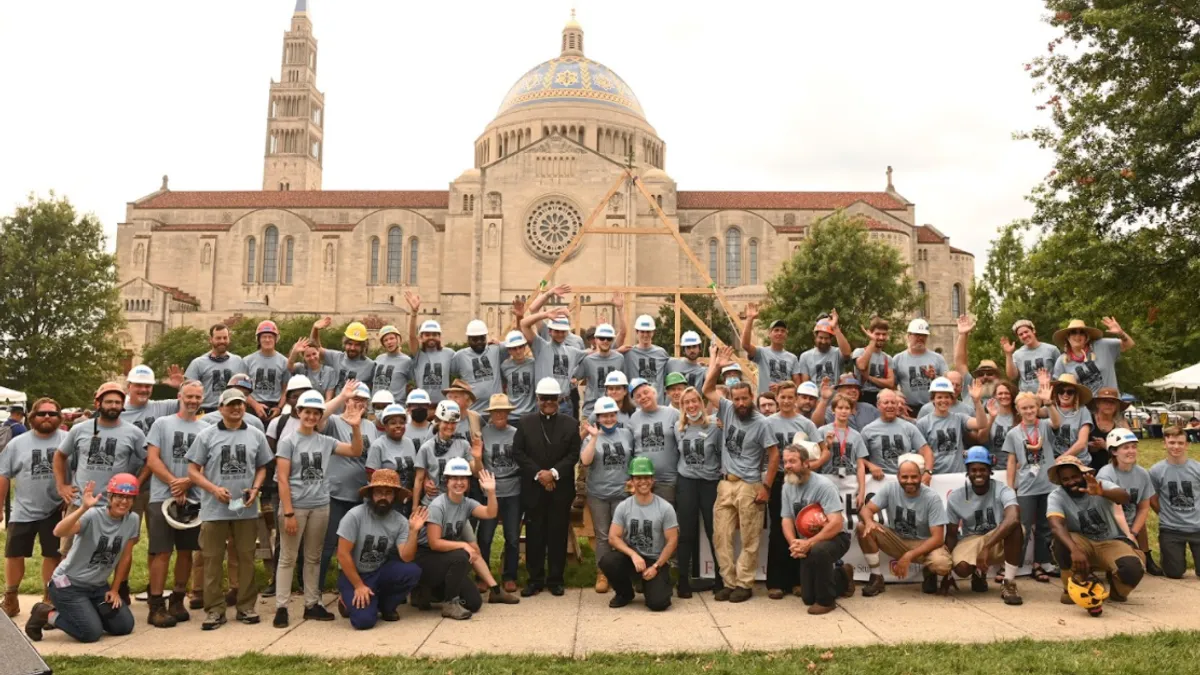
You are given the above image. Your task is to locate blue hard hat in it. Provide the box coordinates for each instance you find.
[964,446,992,467]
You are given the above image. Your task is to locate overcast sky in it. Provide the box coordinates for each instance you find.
[0,0,1057,270]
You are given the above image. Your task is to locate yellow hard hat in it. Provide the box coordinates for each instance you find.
[344,321,369,342]
[1067,574,1109,616]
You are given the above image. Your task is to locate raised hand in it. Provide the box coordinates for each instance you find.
[968,379,984,402]
[820,377,834,401]
[511,296,526,318]
[828,309,840,331]
[717,345,735,367]
[290,337,310,355]
[478,469,496,493]
[548,283,573,297]
[611,292,624,309]
[404,290,421,312]
[583,421,600,437]
[340,379,359,399]
[1084,473,1102,496]
[166,364,184,388]
[1037,368,1052,386]
[860,325,875,342]
[824,430,836,447]
[81,481,100,509]
[314,316,333,331]
[548,306,570,320]
[1101,316,1123,334]
[342,404,363,426]
[408,505,429,530]
[471,435,483,460]
[744,302,760,321]
[957,315,976,334]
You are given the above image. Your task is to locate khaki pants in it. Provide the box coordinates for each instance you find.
[200,519,258,613]
[713,478,765,589]
[58,504,82,558]
[873,526,952,576]
[276,506,330,610]
[1056,533,1145,598]
[951,534,1006,567]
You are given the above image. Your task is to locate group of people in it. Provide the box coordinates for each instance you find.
[2,284,1198,644]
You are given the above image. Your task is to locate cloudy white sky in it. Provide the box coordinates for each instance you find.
[0,0,1058,270]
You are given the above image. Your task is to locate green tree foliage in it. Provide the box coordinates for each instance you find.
[0,194,125,407]
[139,327,209,380]
[651,294,739,353]
[758,211,920,355]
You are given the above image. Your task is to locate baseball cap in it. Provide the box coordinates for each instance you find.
[836,374,861,388]
[219,389,247,406]
[768,320,788,330]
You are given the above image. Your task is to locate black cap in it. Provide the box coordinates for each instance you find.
[768,320,787,330]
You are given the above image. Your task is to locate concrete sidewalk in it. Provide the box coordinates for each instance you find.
[16,575,1200,660]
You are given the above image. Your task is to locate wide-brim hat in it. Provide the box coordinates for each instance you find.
[1048,454,1093,485]
[972,359,1001,377]
[1051,373,1093,406]
[1052,319,1103,347]
[359,469,412,500]
[485,393,516,412]
[441,378,477,402]
[1090,387,1129,411]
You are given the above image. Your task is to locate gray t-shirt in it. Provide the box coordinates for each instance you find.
[530,336,583,401]
[413,349,454,403]
[612,494,678,559]
[1013,343,1061,393]
[1097,464,1155,529]
[1047,479,1125,541]
[481,423,520,498]
[587,427,635,500]
[200,412,264,432]
[0,429,66,522]
[294,362,337,395]
[816,423,867,476]
[860,417,927,475]
[870,480,949,540]
[917,400,975,419]
[1149,459,1200,533]
[891,350,947,408]
[536,323,586,350]
[405,423,434,451]
[324,349,376,395]
[630,406,682,485]
[184,353,247,409]
[1004,420,1056,497]
[52,508,140,587]
[794,347,842,384]
[59,421,148,507]
[366,435,418,493]
[717,398,775,483]
[419,494,481,546]
[916,412,971,475]
[415,436,471,505]
[989,412,1014,468]
[276,430,339,509]
[244,351,290,404]
[321,415,378,503]
[846,402,882,432]
[500,356,536,418]
[336,503,410,574]
[266,414,301,444]
[751,346,798,394]
[575,351,625,418]
[625,346,671,403]
[1050,407,1093,466]
[371,352,413,401]
[121,400,180,436]
[1052,338,1121,395]
[675,419,723,482]
[945,480,1017,536]
[185,422,273,521]
[780,472,844,524]
[851,347,892,394]
[146,415,206,503]
[453,345,506,414]
[766,413,820,473]
[666,358,707,391]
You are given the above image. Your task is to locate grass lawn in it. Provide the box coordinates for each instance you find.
[42,630,1200,674]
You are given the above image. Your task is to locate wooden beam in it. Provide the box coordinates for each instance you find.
[533,171,629,298]
[673,293,681,358]
[564,285,719,294]
[677,299,758,391]
[581,226,676,235]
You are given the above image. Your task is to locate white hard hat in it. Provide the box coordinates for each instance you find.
[535,377,562,396]
[286,374,313,392]
[352,382,372,399]
[603,370,629,388]
[547,317,571,331]
[466,319,489,337]
[594,323,616,339]
[906,318,931,335]
[435,399,461,423]
[444,457,473,477]
[380,403,407,422]
[296,390,327,411]
[504,330,528,348]
[1106,427,1139,450]
[679,331,702,347]
[419,320,442,334]
[406,389,432,406]
[126,364,156,385]
[929,377,955,394]
[370,390,395,406]
[161,499,202,530]
[593,396,620,415]
[634,314,656,331]
[797,381,820,398]
[721,363,742,375]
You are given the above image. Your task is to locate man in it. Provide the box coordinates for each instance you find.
[629,379,681,502]
[370,390,395,425]
[892,318,947,414]
[318,382,380,593]
[520,301,584,418]
[442,379,484,443]
[512,377,581,596]
[664,372,689,409]
[288,337,336,400]
[3,403,28,436]
[453,320,507,415]
[244,320,290,420]
[203,374,266,432]
[1046,454,1144,604]
[857,453,953,596]
[741,302,797,395]
[812,374,880,431]
[916,377,990,475]
[371,324,413,403]
[405,293,455,404]
[311,317,377,398]
[336,469,423,629]
[24,474,140,643]
[575,323,625,418]
[702,345,778,602]
[794,313,851,385]
[1051,318,1135,395]
[944,447,1023,604]
[366,404,419,509]
[526,284,590,350]
[764,383,822,598]
[184,324,246,413]
[853,317,895,406]
[621,315,670,405]
[121,364,184,435]
[1002,319,1062,394]
[667,330,707,391]
[143,381,207,627]
[1,398,66,618]
[796,381,820,418]
[778,442,855,614]
[185,388,272,630]
[500,330,536,422]
[601,456,679,612]
[860,389,932,478]
[916,371,976,419]
[404,389,436,450]
[1149,426,1200,579]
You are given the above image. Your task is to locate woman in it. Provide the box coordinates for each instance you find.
[987,380,1017,469]
[1041,372,1093,467]
[1003,391,1059,583]
[584,371,635,434]
[816,394,868,508]
[1087,387,1128,471]
[1051,317,1134,396]
[1096,429,1163,576]
[474,394,522,593]
[673,386,723,599]
[581,396,635,594]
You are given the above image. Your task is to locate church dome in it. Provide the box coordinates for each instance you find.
[496,55,645,120]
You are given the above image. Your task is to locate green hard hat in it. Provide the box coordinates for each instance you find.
[629,456,655,477]
[664,372,688,388]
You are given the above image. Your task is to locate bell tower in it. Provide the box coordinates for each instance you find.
[262,0,324,191]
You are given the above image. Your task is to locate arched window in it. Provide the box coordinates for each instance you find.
[748,239,759,284]
[283,237,294,284]
[245,237,257,284]
[408,237,419,285]
[951,283,963,317]
[262,226,278,283]
[708,238,719,281]
[387,226,402,283]
[725,228,742,285]
[916,281,927,318]
[369,236,380,285]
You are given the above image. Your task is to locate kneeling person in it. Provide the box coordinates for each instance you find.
[779,443,855,614]
[336,470,423,629]
[944,447,1023,604]
[600,457,679,611]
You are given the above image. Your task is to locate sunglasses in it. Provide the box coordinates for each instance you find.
[33,411,61,418]
[1057,389,1076,396]
[537,396,559,403]
[596,337,613,342]
[1068,329,1089,336]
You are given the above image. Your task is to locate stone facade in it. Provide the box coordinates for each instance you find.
[115,5,974,364]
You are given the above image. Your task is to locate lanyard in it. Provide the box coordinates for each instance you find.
[834,426,849,458]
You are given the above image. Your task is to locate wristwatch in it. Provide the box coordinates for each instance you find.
[923,470,933,476]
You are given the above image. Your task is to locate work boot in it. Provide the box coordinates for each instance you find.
[24,602,53,642]
[189,592,204,610]
[304,604,336,621]
[168,591,191,623]
[971,571,989,593]
[441,598,472,620]
[594,571,610,594]
[839,564,857,599]
[147,595,178,628]
[3,587,19,618]
[118,580,132,607]
[728,587,752,603]
[488,586,520,604]
[862,573,886,597]
[921,569,939,594]
[1001,580,1023,606]
[1145,552,1165,577]
[713,587,733,602]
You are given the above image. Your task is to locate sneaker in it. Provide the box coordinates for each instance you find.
[304,604,336,621]
[971,571,989,593]
[23,602,53,642]
[921,569,939,594]
[261,583,277,598]
[2,590,19,618]
[1001,580,1023,606]
[441,598,472,620]
[839,564,857,599]
[202,611,227,630]
[273,608,289,628]
[862,573,886,597]
[168,591,190,623]
[236,609,261,625]
[728,587,752,603]
[488,587,520,605]
[713,587,733,602]
[594,572,610,594]
[608,594,633,608]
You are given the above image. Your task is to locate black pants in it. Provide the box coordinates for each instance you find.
[783,533,852,607]
[599,550,672,611]
[1159,528,1200,579]
[525,500,571,587]
[676,476,721,587]
[413,548,482,611]
[765,478,797,591]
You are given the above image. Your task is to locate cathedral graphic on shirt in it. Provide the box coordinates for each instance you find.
[1077,507,1109,537]
[1072,361,1103,391]
[422,362,444,388]
[601,441,628,467]
[637,357,657,379]
[1022,358,1049,384]
[681,438,704,466]
[934,428,958,456]
[627,518,654,554]
[891,506,918,538]
[969,506,998,535]
[1165,480,1195,510]
[29,448,55,478]
[443,519,465,541]
[508,370,531,396]
[724,429,746,458]
[218,445,249,476]
[253,367,278,396]
[374,364,396,390]
[876,434,905,462]
[553,353,570,377]
[88,534,124,568]
[768,358,789,383]
[86,437,118,469]
[471,355,494,379]
[208,369,233,396]
[358,534,389,566]
[490,443,515,470]
[299,452,325,482]
[171,431,196,459]
[639,422,666,450]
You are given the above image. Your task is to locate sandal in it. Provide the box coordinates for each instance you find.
[1031,565,1051,583]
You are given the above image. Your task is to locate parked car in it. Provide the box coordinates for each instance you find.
[1169,401,1200,426]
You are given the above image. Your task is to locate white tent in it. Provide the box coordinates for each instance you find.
[0,386,26,405]
[1145,363,1200,391]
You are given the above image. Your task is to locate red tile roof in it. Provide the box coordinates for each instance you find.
[914,225,944,244]
[136,190,450,210]
[861,217,906,234]
[950,246,975,257]
[153,283,199,306]
[677,191,907,211]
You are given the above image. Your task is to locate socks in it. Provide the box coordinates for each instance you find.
[865,553,880,569]
[1004,563,1019,581]
[47,611,57,627]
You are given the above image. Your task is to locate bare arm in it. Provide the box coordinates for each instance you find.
[953,315,973,376]
[740,302,759,359]
[310,316,332,360]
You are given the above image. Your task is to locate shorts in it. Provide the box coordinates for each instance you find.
[147,501,202,555]
[133,486,151,519]
[6,512,62,558]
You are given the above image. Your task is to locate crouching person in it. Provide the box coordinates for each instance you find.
[944,447,1024,604]
[600,457,679,611]
[25,475,141,643]
[779,442,855,615]
[336,469,423,629]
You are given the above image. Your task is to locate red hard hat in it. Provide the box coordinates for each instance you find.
[94,381,127,402]
[107,473,140,496]
[256,320,279,336]
[796,503,828,538]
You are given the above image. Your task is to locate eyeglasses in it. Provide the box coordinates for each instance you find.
[33,411,60,418]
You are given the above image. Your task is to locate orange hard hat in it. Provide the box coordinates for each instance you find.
[94,381,127,402]
[796,503,829,538]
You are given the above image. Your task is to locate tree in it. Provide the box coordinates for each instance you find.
[0,194,125,407]
[758,211,920,355]
[651,294,739,353]
[140,326,209,380]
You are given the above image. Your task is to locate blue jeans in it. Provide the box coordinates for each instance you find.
[337,559,421,630]
[320,498,359,592]
[47,581,135,643]
[558,398,575,418]
[476,494,522,582]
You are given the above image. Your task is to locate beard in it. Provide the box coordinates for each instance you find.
[980,381,998,399]
[34,419,58,433]
[99,407,122,421]
[734,404,754,420]
[784,472,803,486]
[371,499,394,516]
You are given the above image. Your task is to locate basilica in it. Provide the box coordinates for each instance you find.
[115,1,974,367]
